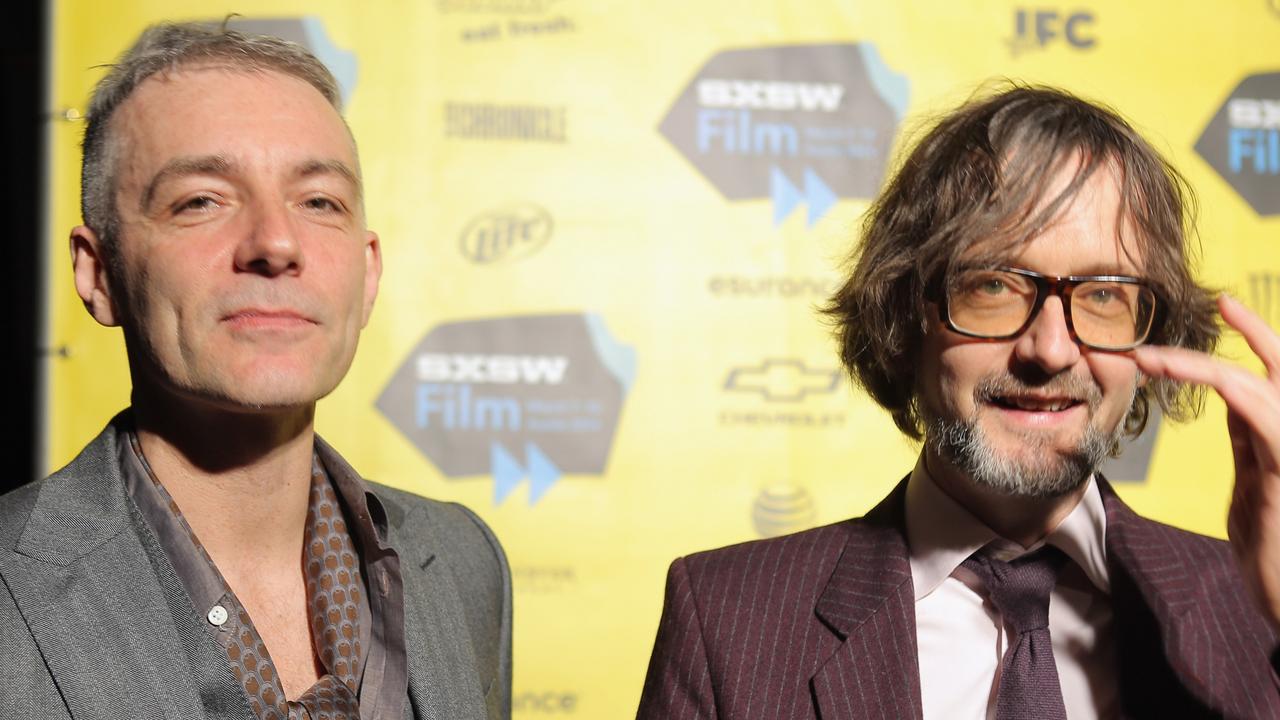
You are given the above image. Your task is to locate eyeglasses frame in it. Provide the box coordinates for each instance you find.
[938,266,1160,351]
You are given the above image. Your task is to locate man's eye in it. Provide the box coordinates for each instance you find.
[176,196,219,213]
[1085,287,1118,304]
[303,196,342,213]
[961,275,1008,295]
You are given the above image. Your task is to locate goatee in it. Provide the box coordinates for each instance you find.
[924,372,1128,499]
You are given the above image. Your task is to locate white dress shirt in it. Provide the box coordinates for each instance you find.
[905,456,1119,719]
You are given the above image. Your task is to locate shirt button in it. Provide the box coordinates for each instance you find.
[207,605,229,627]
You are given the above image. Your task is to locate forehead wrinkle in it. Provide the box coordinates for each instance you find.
[139,154,235,212]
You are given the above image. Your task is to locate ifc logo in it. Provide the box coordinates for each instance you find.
[752,484,817,538]
[1006,9,1096,56]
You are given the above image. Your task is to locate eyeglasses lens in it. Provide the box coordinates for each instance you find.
[947,270,1154,349]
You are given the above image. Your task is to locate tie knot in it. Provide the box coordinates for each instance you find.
[962,545,1068,633]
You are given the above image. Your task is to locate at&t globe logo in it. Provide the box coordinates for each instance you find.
[752,483,817,538]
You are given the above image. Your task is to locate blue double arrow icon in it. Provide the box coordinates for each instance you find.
[491,441,562,505]
[770,166,838,227]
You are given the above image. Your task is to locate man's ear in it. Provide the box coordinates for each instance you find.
[360,229,382,328]
[71,225,121,327]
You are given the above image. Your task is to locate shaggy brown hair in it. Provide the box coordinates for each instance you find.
[826,84,1220,440]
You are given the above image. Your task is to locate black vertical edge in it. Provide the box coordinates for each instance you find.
[2,1,48,491]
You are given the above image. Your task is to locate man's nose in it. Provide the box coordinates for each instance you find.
[233,199,304,276]
[1013,296,1081,372]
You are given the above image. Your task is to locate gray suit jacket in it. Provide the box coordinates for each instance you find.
[0,416,512,720]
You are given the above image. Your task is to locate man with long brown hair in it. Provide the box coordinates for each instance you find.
[639,85,1280,718]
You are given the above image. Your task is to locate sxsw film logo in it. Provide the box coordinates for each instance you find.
[222,17,357,104]
[1007,9,1096,56]
[1098,406,1160,484]
[1195,73,1280,215]
[659,44,909,227]
[459,204,553,264]
[377,314,635,505]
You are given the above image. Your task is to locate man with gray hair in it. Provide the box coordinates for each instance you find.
[0,22,510,720]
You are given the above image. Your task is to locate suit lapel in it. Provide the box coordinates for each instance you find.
[801,473,1274,720]
[0,421,248,719]
[1099,477,1256,717]
[380,496,488,720]
[1100,477,1197,624]
[812,482,923,720]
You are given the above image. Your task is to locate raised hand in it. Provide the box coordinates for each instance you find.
[1134,294,1280,629]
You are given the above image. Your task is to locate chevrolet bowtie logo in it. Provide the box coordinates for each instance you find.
[723,359,841,402]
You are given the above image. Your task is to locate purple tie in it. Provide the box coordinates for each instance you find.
[963,546,1070,720]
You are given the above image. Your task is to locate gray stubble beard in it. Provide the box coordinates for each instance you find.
[923,374,1134,499]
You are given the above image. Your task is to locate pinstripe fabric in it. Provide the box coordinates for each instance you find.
[638,485,921,720]
[1101,478,1280,719]
[638,477,1280,720]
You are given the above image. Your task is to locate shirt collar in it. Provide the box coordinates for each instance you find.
[119,427,229,613]
[314,437,392,549]
[904,453,1110,602]
[120,426,393,606]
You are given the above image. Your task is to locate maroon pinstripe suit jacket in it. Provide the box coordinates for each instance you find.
[638,478,1280,719]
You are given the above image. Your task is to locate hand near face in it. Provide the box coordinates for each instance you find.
[1134,295,1280,629]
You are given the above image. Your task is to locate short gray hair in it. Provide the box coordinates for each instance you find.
[80,21,343,269]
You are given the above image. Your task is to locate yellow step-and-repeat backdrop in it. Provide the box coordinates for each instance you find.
[43,1,1280,716]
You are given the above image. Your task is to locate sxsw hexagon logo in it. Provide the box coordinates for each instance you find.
[377,314,635,505]
[1195,72,1280,216]
[659,44,909,227]
[1098,407,1160,484]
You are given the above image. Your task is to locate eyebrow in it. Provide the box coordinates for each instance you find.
[1064,264,1144,278]
[976,264,1146,280]
[296,159,363,200]
[139,155,364,212]
[140,154,234,212]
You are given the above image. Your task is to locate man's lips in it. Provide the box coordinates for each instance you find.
[983,394,1087,428]
[221,308,318,328]
[986,394,1084,412]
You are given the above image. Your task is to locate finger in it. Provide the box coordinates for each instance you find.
[1227,409,1262,521]
[1135,345,1280,468]
[1223,407,1254,468]
[1227,408,1258,476]
[1220,294,1280,381]
[1135,345,1280,415]
[1228,497,1254,555]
